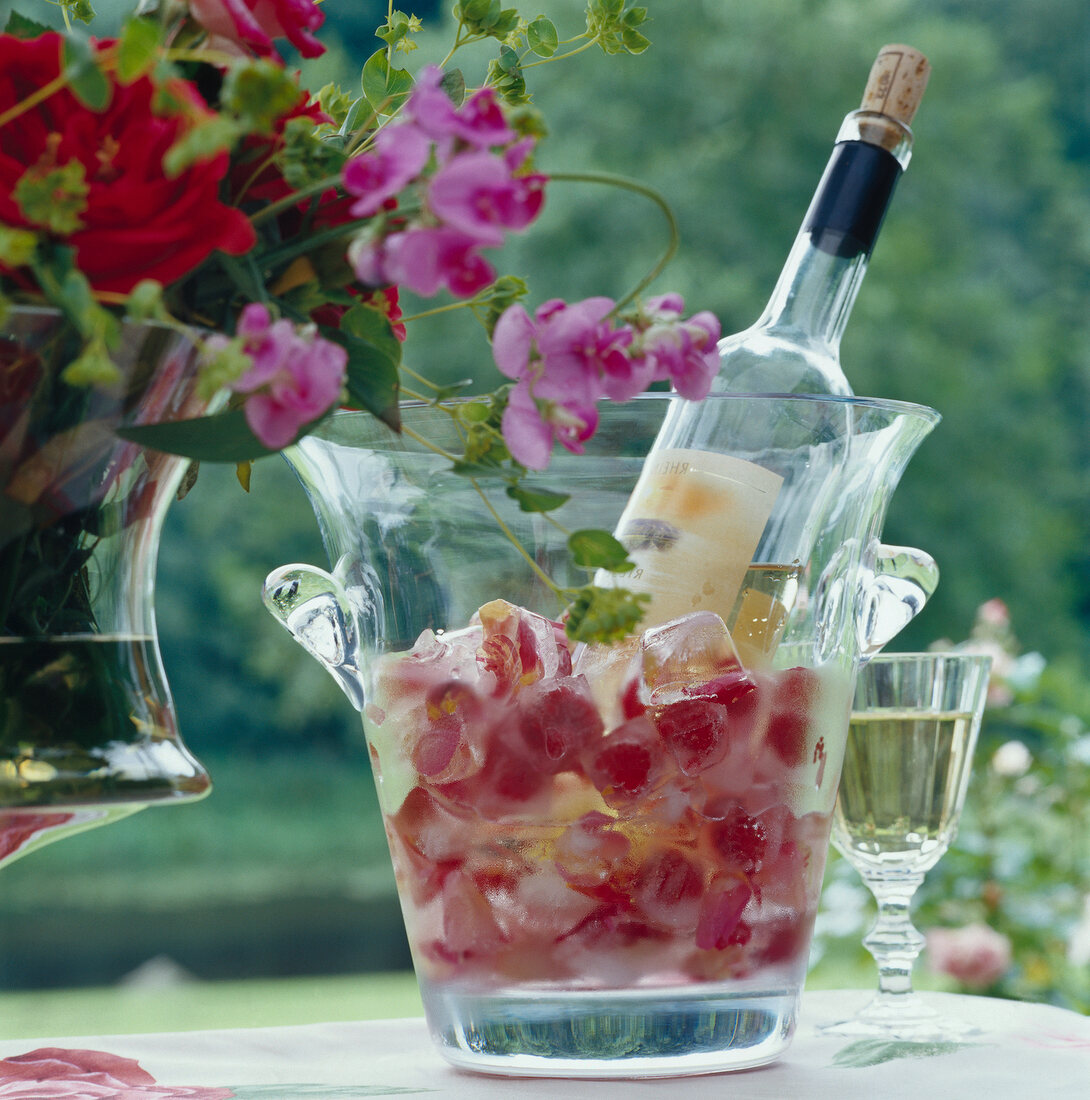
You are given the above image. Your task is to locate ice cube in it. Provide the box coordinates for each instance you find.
[516,676,604,774]
[475,599,573,693]
[639,611,743,705]
[572,635,642,728]
[632,846,707,933]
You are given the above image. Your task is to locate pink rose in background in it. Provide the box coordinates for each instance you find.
[0,1047,233,1098]
[927,922,1012,989]
[187,0,324,59]
[208,304,347,449]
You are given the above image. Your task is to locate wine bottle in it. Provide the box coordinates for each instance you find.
[610,46,930,660]
[715,43,930,396]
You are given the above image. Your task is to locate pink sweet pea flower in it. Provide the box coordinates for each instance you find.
[362,226,496,298]
[187,0,325,59]
[455,87,519,148]
[502,380,599,470]
[404,66,461,143]
[405,67,517,151]
[218,303,347,449]
[428,151,546,246]
[531,297,631,401]
[343,125,431,218]
[634,295,721,400]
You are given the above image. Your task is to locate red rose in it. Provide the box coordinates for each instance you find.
[0,33,256,295]
[0,1046,234,1098]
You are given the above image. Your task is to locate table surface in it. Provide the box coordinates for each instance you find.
[1,990,1087,1098]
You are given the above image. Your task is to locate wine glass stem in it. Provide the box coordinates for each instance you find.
[862,870,926,997]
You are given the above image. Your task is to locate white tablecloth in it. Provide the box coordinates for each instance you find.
[1,990,1087,1098]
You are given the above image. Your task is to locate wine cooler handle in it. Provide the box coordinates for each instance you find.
[858,543,940,659]
[262,559,378,711]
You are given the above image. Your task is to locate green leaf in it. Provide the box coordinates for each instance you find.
[361,50,414,115]
[15,159,88,234]
[568,529,634,571]
[4,11,53,37]
[0,225,38,267]
[330,307,401,431]
[563,585,649,644]
[459,0,500,25]
[62,37,111,111]
[455,400,493,425]
[341,96,373,137]
[118,408,285,463]
[440,68,466,107]
[831,1039,971,1068]
[163,116,239,176]
[116,17,161,82]
[451,458,507,479]
[526,17,559,57]
[506,484,570,513]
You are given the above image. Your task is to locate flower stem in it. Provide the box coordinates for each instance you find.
[470,479,561,595]
[521,39,597,70]
[547,171,679,311]
[398,300,475,324]
[0,75,68,131]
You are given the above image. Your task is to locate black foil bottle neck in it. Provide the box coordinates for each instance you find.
[802,140,903,259]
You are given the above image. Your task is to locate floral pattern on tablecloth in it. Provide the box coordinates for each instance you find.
[0,1047,234,1097]
[0,1047,432,1098]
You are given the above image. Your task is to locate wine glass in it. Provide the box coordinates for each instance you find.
[822,651,992,1040]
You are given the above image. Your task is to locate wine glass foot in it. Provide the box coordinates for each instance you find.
[819,992,980,1043]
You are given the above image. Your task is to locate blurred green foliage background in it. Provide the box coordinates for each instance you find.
[3,0,1087,1014]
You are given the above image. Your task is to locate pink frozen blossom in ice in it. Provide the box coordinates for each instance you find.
[428,150,546,246]
[214,303,347,449]
[927,922,1012,989]
[343,125,431,218]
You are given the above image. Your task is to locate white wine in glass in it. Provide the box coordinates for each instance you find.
[823,652,992,1041]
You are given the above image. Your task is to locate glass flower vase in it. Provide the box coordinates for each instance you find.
[0,306,215,865]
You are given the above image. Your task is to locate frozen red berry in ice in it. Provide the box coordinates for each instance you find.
[517,677,603,773]
[686,666,757,710]
[765,667,817,767]
[707,805,768,876]
[555,811,631,887]
[653,697,729,775]
[632,846,706,932]
[437,868,509,963]
[438,731,549,819]
[695,879,752,950]
[583,716,669,805]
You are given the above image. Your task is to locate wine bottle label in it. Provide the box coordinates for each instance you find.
[609,448,783,631]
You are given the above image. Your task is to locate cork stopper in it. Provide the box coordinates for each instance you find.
[851,44,930,159]
[861,44,930,125]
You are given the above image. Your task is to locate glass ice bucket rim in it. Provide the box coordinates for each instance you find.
[305,389,941,437]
